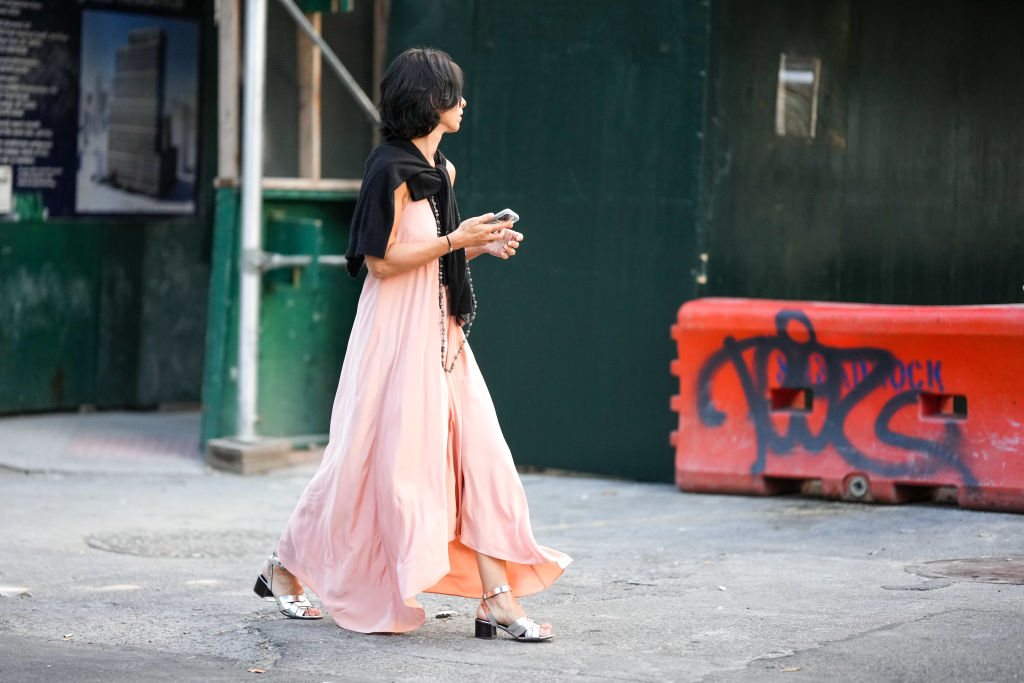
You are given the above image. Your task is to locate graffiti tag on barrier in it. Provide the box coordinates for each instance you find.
[776,355,945,393]
[696,309,976,484]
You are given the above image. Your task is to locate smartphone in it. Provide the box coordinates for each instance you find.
[483,208,522,257]
[486,208,519,224]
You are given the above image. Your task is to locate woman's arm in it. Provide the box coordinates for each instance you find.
[365,182,511,279]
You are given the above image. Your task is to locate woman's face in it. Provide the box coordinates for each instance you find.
[437,96,467,134]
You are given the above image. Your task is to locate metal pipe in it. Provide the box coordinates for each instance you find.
[273,0,381,126]
[237,0,269,442]
[215,0,240,182]
[259,253,348,270]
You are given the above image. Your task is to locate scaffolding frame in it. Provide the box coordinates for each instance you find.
[216,0,381,443]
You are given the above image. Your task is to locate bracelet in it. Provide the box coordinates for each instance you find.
[445,234,454,254]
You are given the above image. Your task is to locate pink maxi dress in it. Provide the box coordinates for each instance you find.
[276,195,571,633]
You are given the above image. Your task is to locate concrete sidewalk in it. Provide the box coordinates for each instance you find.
[0,410,208,476]
[0,410,322,477]
[2,412,1024,681]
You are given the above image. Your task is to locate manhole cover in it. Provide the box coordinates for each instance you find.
[908,557,1024,585]
[85,529,278,558]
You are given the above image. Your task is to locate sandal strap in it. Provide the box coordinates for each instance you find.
[284,606,314,618]
[482,584,511,600]
[505,616,541,639]
[277,593,315,617]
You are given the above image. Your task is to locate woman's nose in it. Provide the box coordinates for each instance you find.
[461,97,467,108]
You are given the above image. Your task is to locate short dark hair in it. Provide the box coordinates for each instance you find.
[379,47,463,141]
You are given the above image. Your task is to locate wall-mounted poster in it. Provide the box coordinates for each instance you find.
[0,0,200,218]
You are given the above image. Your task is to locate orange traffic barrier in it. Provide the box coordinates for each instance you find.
[670,298,1024,512]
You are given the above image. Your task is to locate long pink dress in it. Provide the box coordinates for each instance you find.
[276,195,571,633]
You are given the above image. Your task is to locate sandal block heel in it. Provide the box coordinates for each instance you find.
[253,553,323,619]
[475,618,496,639]
[253,575,273,599]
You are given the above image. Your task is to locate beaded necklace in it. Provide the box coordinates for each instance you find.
[428,195,476,373]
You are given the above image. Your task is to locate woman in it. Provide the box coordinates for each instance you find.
[253,47,570,642]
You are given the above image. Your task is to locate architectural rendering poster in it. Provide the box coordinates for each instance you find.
[0,0,200,218]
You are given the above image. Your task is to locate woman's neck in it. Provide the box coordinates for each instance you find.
[410,129,443,167]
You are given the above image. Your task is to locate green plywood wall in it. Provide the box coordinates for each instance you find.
[389,1,712,481]
[0,213,214,413]
[0,222,101,410]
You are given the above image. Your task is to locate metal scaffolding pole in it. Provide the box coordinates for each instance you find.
[237,0,268,441]
[216,0,240,183]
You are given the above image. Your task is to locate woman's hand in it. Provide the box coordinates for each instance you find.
[466,228,524,260]
[450,214,512,250]
[488,229,524,259]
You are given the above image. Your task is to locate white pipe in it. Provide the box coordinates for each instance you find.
[261,254,348,270]
[216,0,240,182]
[237,0,268,442]
[274,0,381,125]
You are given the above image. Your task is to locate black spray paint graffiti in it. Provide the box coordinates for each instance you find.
[696,310,976,485]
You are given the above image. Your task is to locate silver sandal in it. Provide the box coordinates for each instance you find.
[474,584,551,642]
[252,553,322,620]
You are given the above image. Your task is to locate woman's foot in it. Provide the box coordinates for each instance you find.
[255,555,322,619]
[475,589,551,638]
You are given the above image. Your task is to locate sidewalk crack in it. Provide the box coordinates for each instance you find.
[698,609,958,682]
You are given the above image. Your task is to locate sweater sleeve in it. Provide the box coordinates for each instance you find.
[345,157,397,277]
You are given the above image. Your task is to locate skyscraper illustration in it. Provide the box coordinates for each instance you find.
[107,27,177,196]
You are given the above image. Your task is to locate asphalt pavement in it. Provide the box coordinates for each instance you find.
[2,411,1024,682]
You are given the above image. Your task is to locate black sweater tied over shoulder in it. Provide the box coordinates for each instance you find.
[346,139,473,325]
